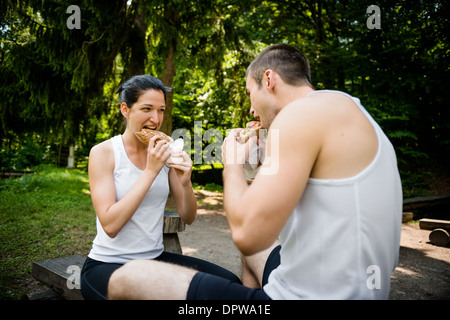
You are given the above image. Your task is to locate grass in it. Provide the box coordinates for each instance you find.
[0,165,96,299]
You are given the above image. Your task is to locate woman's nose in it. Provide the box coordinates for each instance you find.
[149,111,159,123]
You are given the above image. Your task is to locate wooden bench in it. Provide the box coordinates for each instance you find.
[31,210,185,300]
[419,218,450,247]
[162,210,186,254]
[403,195,450,212]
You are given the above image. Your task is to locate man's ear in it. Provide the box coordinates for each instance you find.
[264,69,275,89]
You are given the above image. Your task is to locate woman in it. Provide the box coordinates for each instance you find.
[81,75,239,300]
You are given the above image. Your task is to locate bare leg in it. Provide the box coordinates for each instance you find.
[108,259,198,300]
[241,240,280,288]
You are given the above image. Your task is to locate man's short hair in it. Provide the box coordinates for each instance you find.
[246,44,312,88]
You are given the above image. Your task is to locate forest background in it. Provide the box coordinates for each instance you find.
[1,0,449,197]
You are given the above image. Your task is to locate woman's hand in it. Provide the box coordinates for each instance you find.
[168,151,197,225]
[145,136,171,174]
[167,151,193,186]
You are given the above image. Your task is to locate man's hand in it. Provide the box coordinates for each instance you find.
[222,129,258,167]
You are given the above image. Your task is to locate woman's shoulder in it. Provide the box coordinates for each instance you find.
[91,138,113,153]
[89,138,115,166]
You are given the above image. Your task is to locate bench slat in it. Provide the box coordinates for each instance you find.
[419,218,450,231]
[32,255,85,300]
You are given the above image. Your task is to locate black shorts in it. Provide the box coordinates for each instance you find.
[81,251,241,300]
[81,245,281,300]
[187,245,281,300]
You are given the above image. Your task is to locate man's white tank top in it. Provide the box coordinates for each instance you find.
[88,135,170,263]
[263,90,403,299]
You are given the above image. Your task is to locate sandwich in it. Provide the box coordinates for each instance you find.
[237,121,263,144]
[135,128,173,146]
[135,128,184,167]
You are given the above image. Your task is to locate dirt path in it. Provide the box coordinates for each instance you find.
[179,190,450,300]
[390,223,450,299]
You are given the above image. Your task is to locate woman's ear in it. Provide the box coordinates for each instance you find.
[120,102,129,119]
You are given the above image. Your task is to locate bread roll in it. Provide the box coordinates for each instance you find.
[135,128,173,145]
[237,121,262,144]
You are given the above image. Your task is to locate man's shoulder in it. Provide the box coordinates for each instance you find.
[270,90,364,151]
[269,97,325,157]
[280,91,362,126]
[273,96,329,132]
[294,90,355,107]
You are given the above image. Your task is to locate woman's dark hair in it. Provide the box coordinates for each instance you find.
[116,75,170,107]
[246,44,312,88]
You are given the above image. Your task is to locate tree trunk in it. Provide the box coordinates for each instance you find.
[159,39,176,135]
[127,4,147,77]
[158,4,179,135]
[67,145,75,168]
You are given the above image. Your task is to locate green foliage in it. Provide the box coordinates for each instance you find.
[246,0,449,188]
[1,0,449,194]
[193,182,223,193]
[0,166,95,299]
[1,0,134,147]
[4,142,42,170]
[0,135,59,171]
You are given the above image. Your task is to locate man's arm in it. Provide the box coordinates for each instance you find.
[222,101,322,256]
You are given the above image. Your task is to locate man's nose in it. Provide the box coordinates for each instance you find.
[250,106,259,119]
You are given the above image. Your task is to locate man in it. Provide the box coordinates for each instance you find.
[108,44,402,300]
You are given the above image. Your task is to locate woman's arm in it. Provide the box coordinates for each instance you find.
[89,137,171,238]
[167,152,197,225]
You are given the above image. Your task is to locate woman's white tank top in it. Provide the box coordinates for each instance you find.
[263,90,403,299]
[88,135,170,263]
